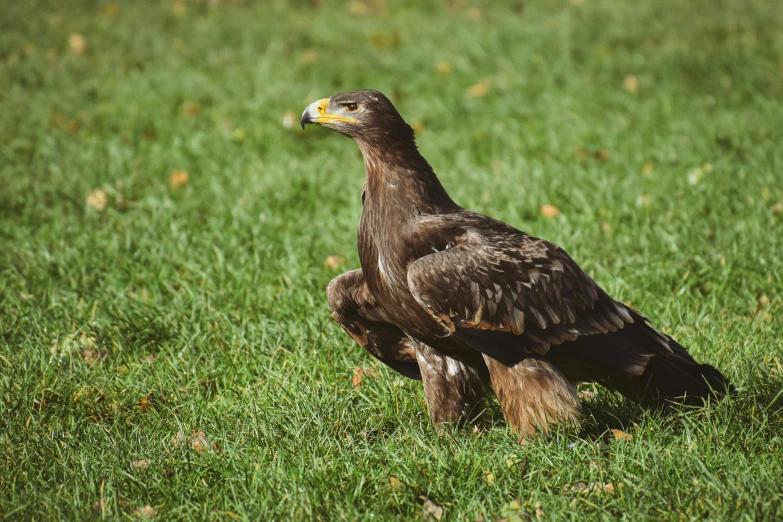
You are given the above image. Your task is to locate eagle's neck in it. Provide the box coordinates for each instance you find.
[357,137,457,217]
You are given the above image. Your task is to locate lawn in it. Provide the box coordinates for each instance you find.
[1,0,782,520]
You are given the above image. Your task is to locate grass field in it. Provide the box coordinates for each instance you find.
[2,0,783,519]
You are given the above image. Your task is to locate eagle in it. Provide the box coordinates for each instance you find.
[301,90,730,438]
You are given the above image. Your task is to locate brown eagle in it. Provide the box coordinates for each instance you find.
[301,90,729,438]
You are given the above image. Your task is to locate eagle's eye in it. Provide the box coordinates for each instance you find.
[344,103,360,112]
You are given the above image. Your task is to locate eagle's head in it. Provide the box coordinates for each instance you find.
[300,90,413,144]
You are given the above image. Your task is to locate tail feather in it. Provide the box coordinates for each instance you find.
[551,322,732,407]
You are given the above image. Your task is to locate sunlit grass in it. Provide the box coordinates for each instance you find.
[1,0,782,519]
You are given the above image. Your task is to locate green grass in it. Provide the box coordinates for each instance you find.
[2,0,783,519]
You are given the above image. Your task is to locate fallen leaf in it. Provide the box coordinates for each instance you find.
[623,75,639,93]
[534,500,544,519]
[281,111,297,130]
[540,204,561,218]
[93,500,106,514]
[138,396,153,413]
[85,188,108,211]
[324,255,346,269]
[169,170,189,189]
[132,459,150,469]
[468,81,491,98]
[410,120,425,135]
[642,161,654,175]
[389,476,401,489]
[190,430,210,452]
[181,101,200,116]
[82,348,108,366]
[420,496,443,521]
[352,368,364,387]
[101,3,121,17]
[69,34,86,55]
[611,429,633,441]
[135,505,157,517]
[436,61,452,75]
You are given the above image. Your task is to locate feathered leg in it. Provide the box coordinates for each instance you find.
[483,355,581,439]
[327,269,421,379]
[414,342,489,426]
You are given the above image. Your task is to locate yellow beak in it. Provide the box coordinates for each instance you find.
[300,98,357,129]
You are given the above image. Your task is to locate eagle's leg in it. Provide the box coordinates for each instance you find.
[327,269,421,379]
[414,342,489,426]
[483,355,581,440]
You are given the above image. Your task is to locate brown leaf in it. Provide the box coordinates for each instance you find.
[389,476,401,489]
[82,348,108,366]
[190,430,210,452]
[138,396,153,413]
[468,81,490,98]
[101,3,121,17]
[93,500,106,514]
[169,170,189,189]
[181,101,200,116]
[86,188,108,211]
[132,459,150,469]
[623,75,639,93]
[611,429,633,441]
[69,34,86,55]
[435,61,452,75]
[540,204,561,218]
[420,496,443,521]
[135,505,157,517]
[323,255,346,269]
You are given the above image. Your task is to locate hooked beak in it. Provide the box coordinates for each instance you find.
[300,98,357,130]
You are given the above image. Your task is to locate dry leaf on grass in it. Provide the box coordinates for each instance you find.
[181,101,200,116]
[171,430,216,452]
[389,476,401,489]
[623,75,639,93]
[324,255,346,269]
[135,505,157,517]
[540,204,561,218]
[169,170,189,189]
[611,429,633,441]
[468,81,491,98]
[82,348,108,366]
[93,500,106,514]
[132,459,150,469]
[352,367,378,387]
[300,49,317,63]
[69,34,86,55]
[436,61,452,75]
[563,481,623,495]
[86,188,108,211]
[420,496,443,521]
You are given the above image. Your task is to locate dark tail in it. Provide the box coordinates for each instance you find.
[550,320,732,408]
[622,336,732,407]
